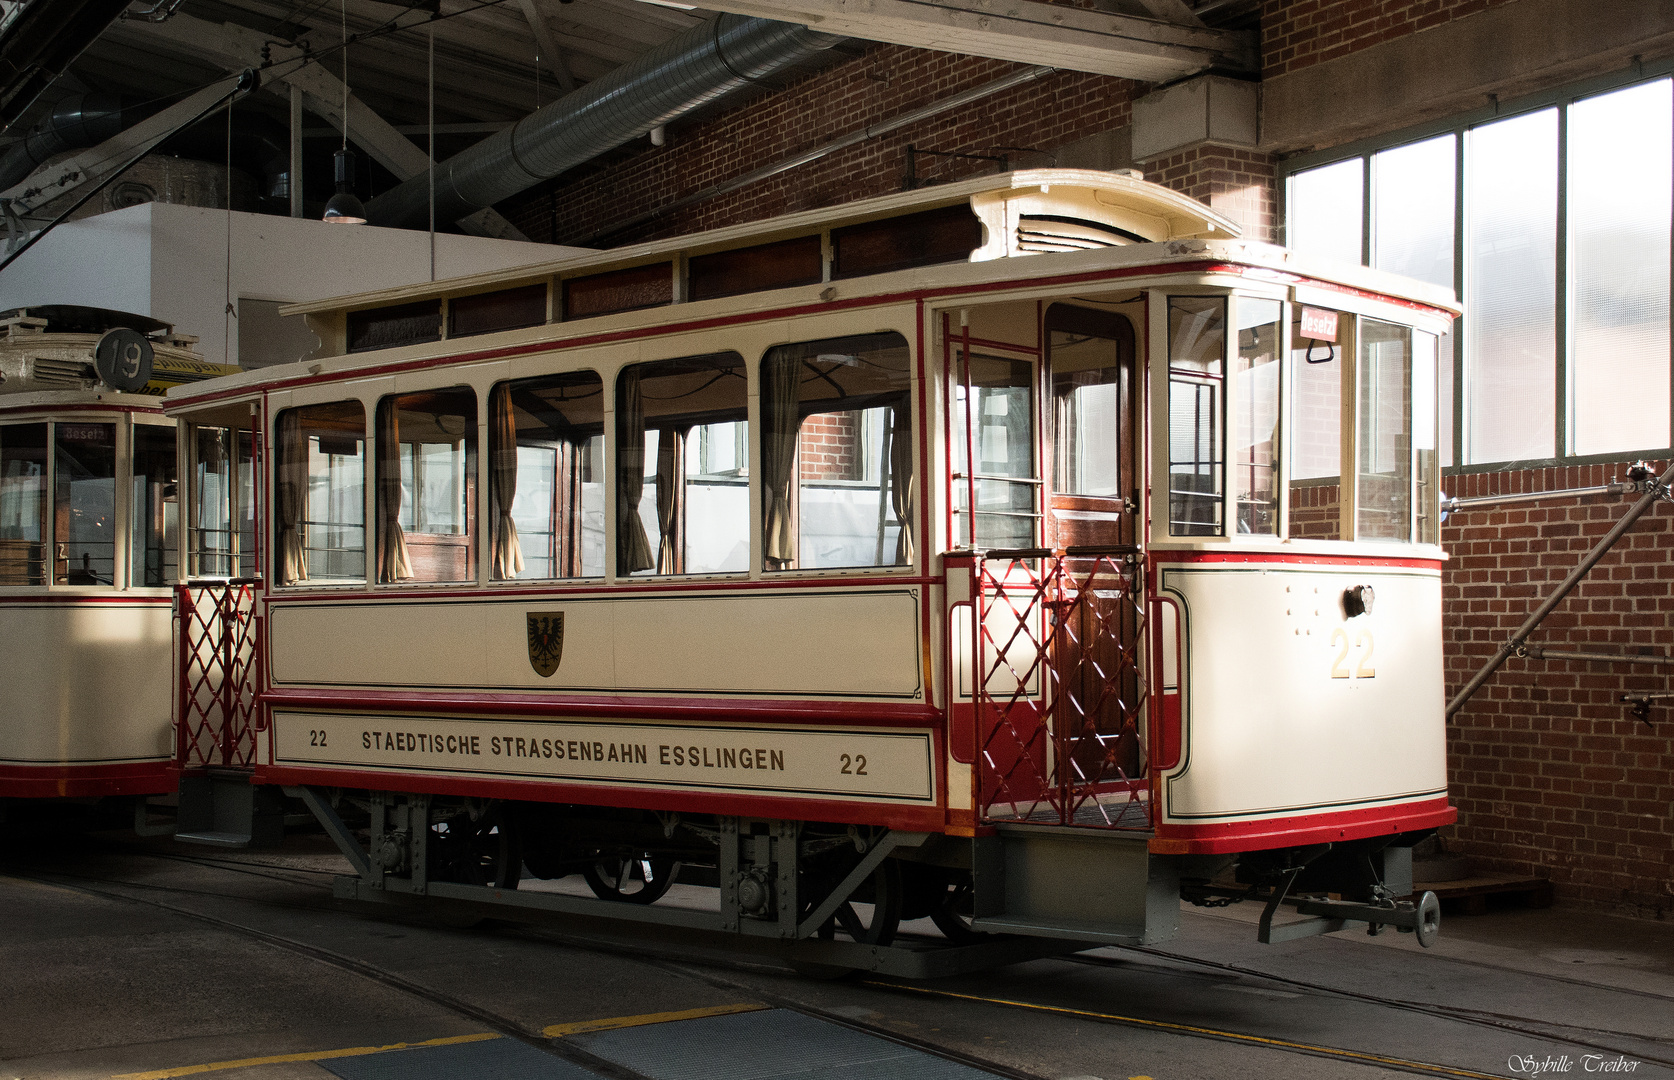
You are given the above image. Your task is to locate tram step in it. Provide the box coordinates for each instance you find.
[174,774,284,849]
[973,828,1180,945]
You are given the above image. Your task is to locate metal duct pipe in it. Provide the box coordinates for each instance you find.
[366,14,844,230]
[0,92,143,190]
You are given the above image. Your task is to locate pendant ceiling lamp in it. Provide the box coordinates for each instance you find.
[322,0,367,225]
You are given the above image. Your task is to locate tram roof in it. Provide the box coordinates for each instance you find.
[280,168,1241,320]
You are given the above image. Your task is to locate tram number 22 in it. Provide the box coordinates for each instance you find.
[839,753,868,776]
[1329,629,1376,679]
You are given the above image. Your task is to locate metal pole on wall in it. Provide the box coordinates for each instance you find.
[1445,461,1674,717]
[290,84,304,218]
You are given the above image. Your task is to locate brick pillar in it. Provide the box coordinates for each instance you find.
[1147,144,1278,244]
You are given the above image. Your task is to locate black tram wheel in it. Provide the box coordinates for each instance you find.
[429,807,521,890]
[582,854,680,904]
[814,859,902,946]
[928,875,987,943]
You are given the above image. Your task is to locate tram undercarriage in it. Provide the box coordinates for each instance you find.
[280,786,1440,977]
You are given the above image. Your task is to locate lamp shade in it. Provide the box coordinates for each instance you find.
[322,191,367,224]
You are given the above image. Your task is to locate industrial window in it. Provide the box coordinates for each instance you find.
[488,370,605,580]
[1283,71,1674,467]
[760,331,913,571]
[0,422,47,585]
[375,387,477,584]
[615,352,748,576]
[1167,296,1226,537]
[274,401,365,585]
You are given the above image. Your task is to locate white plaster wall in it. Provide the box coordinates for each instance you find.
[0,202,586,365]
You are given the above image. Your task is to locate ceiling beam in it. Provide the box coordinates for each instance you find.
[122,12,529,239]
[515,0,577,93]
[677,0,1254,81]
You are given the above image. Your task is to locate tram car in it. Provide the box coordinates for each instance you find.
[0,305,233,827]
[164,169,1457,972]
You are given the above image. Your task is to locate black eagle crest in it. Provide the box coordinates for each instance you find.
[526,612,564,678]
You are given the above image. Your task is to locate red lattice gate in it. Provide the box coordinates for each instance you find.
[175,579,261,769]
[971,549,1151,829]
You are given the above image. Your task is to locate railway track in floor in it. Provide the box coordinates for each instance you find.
[13,845,1672,1080]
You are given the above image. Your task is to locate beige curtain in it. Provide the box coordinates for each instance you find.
[615,370,654,575]
[375,401,413,582]
[653,426,688,575]
[890,401,915,564]
[488,384,524,579]
[760,352,800,570]
[274,411,308,584]
[557,440,584,577]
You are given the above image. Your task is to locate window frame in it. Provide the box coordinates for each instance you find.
[1278,59,1674,473]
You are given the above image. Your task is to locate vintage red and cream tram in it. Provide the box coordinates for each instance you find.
[0,306,231,825]
[164,169,1457,971]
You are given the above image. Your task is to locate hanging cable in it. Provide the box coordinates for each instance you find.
[224,91,235,363]
[428,21,435,280]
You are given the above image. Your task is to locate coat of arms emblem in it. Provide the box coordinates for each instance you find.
[527,612,564,677]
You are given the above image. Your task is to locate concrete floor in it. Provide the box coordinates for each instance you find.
[2,829,1670,1080]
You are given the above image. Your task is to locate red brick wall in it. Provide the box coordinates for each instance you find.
[1260,0,1520,78]
[1442,461,1674,918]
[506,44,1136,246]
[1147,144,1278,244]
[799,412,861,481]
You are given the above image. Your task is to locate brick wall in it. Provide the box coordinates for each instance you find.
[1147,144,1278,244]
[504,44,1137,247]
[1442,461,1674,918]
[1260,0,1520,78]
[799,412,861,481]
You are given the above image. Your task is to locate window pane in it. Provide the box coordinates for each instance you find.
[1357,319,1412,541]
[1414,332,1441,545]
[491,371,605,581]
[275,402,365,584]
[1050,335,1121,499]
[0,422,47,585]
[952,351,1036,549]
[762,332,913,570]
[1466,108,1557,463]
[1168,297,1225,537]
[378,388,475,583]
[1234,298,1282,535]
[54,422,116,584]
[1373,134,1456,290]
[132,423,177,587]
[1289,158,1364,266]
[615,352,748,576]
[192,426,254,579]
[1288,307,1343,539]
[1569,80,1672,455]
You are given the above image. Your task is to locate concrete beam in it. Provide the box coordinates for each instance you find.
[681,0,1254,82]
[1263,0,1674,155]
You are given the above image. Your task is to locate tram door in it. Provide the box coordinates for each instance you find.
[1044,304,1143,786]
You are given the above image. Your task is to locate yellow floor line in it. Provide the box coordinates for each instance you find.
[111,1031,500,1080]
[543,1002,769,1038]
[863,982,1511,1080]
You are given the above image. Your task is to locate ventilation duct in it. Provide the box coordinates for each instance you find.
[0,92,142,191]
[366,14,844,231]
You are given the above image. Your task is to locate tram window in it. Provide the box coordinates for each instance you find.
[690,236,823,302]
[1414,331,1441,545]
[449,284,547,339]
[53,422,116,585]
[952,353,1037,549]
[0,422,47,585]
[761,332,913,570]
[131,423,177,587]
[1167,297,1226,537]
[488,371,605,580]
[1287,307,1344,541]
[375,388,476,583]
[1051,329,1124,499]
[1234,298,1282,535]
[347,300,441,353]
[616,352,748,576]
[1357,319,1413,542]
[191,425,255,578]
[564,263,673,321]
[831,205,983,279]
[274,402,365,585]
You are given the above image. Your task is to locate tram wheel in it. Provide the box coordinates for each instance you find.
[815,859,902,946]
[582,854,680,903]
[429,808,521,890]
[928,874,988,944]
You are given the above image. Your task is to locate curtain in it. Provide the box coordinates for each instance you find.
[554,439,585,578]
[653,426,688,575]
[615,370,654,574]
[274,411,308,584]
[760,352,800,570]
[890,400,915,564]
[375,401,413,583]
[488,384,524,579]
